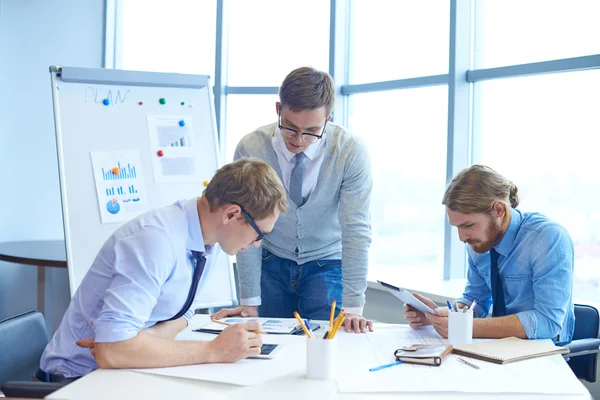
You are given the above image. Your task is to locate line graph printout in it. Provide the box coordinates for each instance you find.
[336,324,585,396]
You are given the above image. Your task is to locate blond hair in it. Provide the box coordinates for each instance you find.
[204,158,288,220]
[279,67,335,115]
[442,165,520,214]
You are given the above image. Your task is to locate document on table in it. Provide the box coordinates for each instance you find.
[336,324,587,396]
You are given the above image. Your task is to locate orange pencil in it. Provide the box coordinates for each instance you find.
[329,300,336,331]
[211,319,267,334]
[329,312,346,339]
[293,311,313,338]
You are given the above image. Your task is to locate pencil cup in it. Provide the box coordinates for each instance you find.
[306,338,337,380]
[448,311,473,345]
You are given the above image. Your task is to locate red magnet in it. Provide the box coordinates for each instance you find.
[157,150,164,157]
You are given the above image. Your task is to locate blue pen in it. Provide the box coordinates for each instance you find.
[369,360,403,372]
[446,300,453,312]
[304,319,312,335]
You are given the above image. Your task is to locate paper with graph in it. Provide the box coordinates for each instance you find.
[336,324,586,395]
[147,115,203,183]
[90,150,148,224]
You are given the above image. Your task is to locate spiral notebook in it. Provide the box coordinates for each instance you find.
[452,337,569,364]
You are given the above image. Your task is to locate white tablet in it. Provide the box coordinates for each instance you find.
[377,280,436,314]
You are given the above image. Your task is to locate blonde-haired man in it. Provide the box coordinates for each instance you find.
[404,165,575,343]
[38,158,287,381]
[213,67,373,333]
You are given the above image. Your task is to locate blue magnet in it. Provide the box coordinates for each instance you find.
[179,120,185,127]
[56,72,61,77]
[103,98,110,106]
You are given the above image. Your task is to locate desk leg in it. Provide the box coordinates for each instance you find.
[38,266,45,316]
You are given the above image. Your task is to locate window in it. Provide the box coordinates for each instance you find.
[349,0,450,83]
[224,95,279,162]
[227,0,330,86]
[348,86,449,279]
[475,69,600,302]
[475,0,600,68]
[120,0,217,77]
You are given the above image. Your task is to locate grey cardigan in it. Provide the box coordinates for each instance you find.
[234,122,372,309]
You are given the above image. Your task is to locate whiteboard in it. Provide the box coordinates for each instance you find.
[50,66,237,308]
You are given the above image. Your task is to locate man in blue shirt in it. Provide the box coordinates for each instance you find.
[404,165,575,343]
[39,158,288,380]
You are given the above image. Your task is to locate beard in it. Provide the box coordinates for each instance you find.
[468,218,504,254]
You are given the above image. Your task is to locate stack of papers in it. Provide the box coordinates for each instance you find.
[195,317,311,335]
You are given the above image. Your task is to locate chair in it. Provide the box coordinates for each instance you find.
[564,304,600,382]
[0,310,62,398]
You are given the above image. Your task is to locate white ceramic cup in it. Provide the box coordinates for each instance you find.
[306,338,337,380]
[448,310,473,345]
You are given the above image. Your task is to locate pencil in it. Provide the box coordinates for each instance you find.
[293,311,313,338]
[329,300,336,331]
[329,313,346,339]
[211,319,267,335]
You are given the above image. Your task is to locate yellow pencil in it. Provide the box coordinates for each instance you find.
[211,319,267,335]
[329,312,346,339]
[293,311,313,338]
[329,300,336,331]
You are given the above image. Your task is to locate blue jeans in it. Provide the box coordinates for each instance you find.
[259,249,342,320]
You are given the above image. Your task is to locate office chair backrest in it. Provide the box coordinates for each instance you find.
[568,304,600,382]
[0,310,48,386]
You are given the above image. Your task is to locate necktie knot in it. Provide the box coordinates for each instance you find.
[295,152,307,165]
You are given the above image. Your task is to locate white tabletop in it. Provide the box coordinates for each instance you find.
[47,315,592,400]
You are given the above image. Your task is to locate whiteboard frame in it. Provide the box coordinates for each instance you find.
[49,65,237,308]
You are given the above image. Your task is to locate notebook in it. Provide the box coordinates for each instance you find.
[194,317,319,335]
[452,337,570,364]
[394,344,453,366]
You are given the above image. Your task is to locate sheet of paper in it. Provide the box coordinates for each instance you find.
[335,325,587,395]
[201,317,302,334]
[147,115,203,183]
[90,150,148,224]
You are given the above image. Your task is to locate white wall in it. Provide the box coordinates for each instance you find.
[0,0,105,333]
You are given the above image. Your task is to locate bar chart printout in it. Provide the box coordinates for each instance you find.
[90,150,148,224]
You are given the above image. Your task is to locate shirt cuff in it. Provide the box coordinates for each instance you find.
[516,310,538,339]
[343,306,363,316]
[240,296,261,306]
[94,322,139,343]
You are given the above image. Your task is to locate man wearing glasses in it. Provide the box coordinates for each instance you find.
[38,158,287,380]
[213,67,374,333]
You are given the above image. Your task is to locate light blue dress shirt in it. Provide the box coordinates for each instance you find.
[457,208,575,343]
[40,198,217,377]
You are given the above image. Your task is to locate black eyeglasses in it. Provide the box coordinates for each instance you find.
[278,110,328,144]
[232,202,264,242]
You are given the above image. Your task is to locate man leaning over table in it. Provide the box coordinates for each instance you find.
[38,158,287,382]
[403,165,575,343]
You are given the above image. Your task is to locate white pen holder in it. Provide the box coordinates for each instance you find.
[306,338,337,380]
[448,310,473,345]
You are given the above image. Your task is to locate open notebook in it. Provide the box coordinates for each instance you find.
[452,337,569,364]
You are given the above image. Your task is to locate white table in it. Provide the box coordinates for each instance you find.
[47,315,592,400]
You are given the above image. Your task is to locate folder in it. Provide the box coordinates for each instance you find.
[452,337,569,364]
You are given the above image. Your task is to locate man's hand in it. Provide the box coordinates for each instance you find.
[342,313,374,333]
[425,308,449,338]
[210,306,258,320]
[403,293,437,328]
[206,321,263,362]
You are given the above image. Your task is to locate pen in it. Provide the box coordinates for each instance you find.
[469,300,478,312]
[369,360,403,372]
[457,357,480,369]
[446,300,453,312]
[304,319,313,336]
[210,319,266,334]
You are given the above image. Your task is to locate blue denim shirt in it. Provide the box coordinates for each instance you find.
[40,199,216,377]
[457,208,575,343]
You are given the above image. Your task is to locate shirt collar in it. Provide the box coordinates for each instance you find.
[184,198,212,254]
[273,127,326,162]
[494,208,522,257]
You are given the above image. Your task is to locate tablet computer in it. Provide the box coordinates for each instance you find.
[248,344,281,359]
[377,280,436,314]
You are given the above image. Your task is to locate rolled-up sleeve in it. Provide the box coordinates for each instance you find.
[516,226,573,339]
[457,253,492,318]
[94,228,175,343]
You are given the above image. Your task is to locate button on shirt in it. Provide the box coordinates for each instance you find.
[40,198,216,377]
[457,208,575,343]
